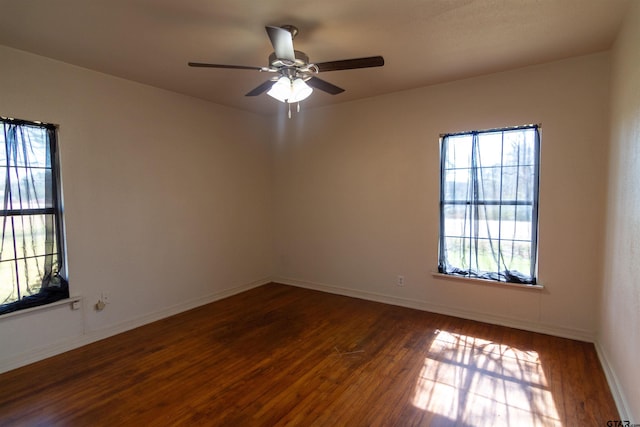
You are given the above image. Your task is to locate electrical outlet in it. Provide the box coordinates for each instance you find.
[397,275,405,286]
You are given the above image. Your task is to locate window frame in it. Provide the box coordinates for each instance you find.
[0,116,68,315]
[438,124,541,285]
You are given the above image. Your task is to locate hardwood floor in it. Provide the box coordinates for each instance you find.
[0,283,618,426]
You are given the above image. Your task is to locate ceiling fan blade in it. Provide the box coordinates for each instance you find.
[245,80,276,97]
[188,62,263,71]
[265,26,295,62]
[306,77,345,95]
[314,56,384,72]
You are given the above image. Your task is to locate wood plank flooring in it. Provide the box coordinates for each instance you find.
[0,283,618,426]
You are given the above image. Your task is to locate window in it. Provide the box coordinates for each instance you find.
[0,117,68,315]
[438,125,540,285]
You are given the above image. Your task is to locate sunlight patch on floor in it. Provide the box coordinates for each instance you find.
[412,330,561,426]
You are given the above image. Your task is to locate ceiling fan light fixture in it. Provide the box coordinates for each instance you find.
[267,76,313,103]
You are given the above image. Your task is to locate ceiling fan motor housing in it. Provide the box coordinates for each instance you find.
[269,51,310,69]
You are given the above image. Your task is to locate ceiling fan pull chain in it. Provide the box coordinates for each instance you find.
[297,102,300,113]
[288,103,292,119]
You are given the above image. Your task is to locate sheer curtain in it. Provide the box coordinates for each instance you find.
[438,125,540,284]
[0,118,68,315]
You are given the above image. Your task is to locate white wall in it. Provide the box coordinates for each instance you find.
[274,53,610,340]
[599,1,640,421]
[0,46,274,372]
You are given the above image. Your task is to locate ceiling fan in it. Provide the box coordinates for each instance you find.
[188,25,384,111]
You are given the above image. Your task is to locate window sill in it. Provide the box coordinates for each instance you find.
[0,296,82,320]
[431,272,544,290]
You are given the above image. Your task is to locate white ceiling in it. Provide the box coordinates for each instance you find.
[0,0,631,115]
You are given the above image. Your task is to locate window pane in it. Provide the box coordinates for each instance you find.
[517,166,535,201]
[17,257,44,298]
[443,236,471,270]
[0,126,50,168]
[0,134,5,166]
[477,167,501,201]
[17,255,57,297]
[13,214,57,259]
[0,219,16,260]
[499,240,532,275]
[500,166,535,202]
[477,132,503,168]
[502,129,536,167]
[0,260,18,304]
[475,238,499,272]
[25,127,51,168]
[13,167,52,209]
[443,135,473,169]
[0,167,5,204]
[500,206,533,241]
[444,169,472,201]
[443,204,471,237]
[477,205,500,239]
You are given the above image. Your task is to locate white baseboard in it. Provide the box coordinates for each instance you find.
[594,341,633,421]
[274,276,595,342]
[0,277,271,374]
